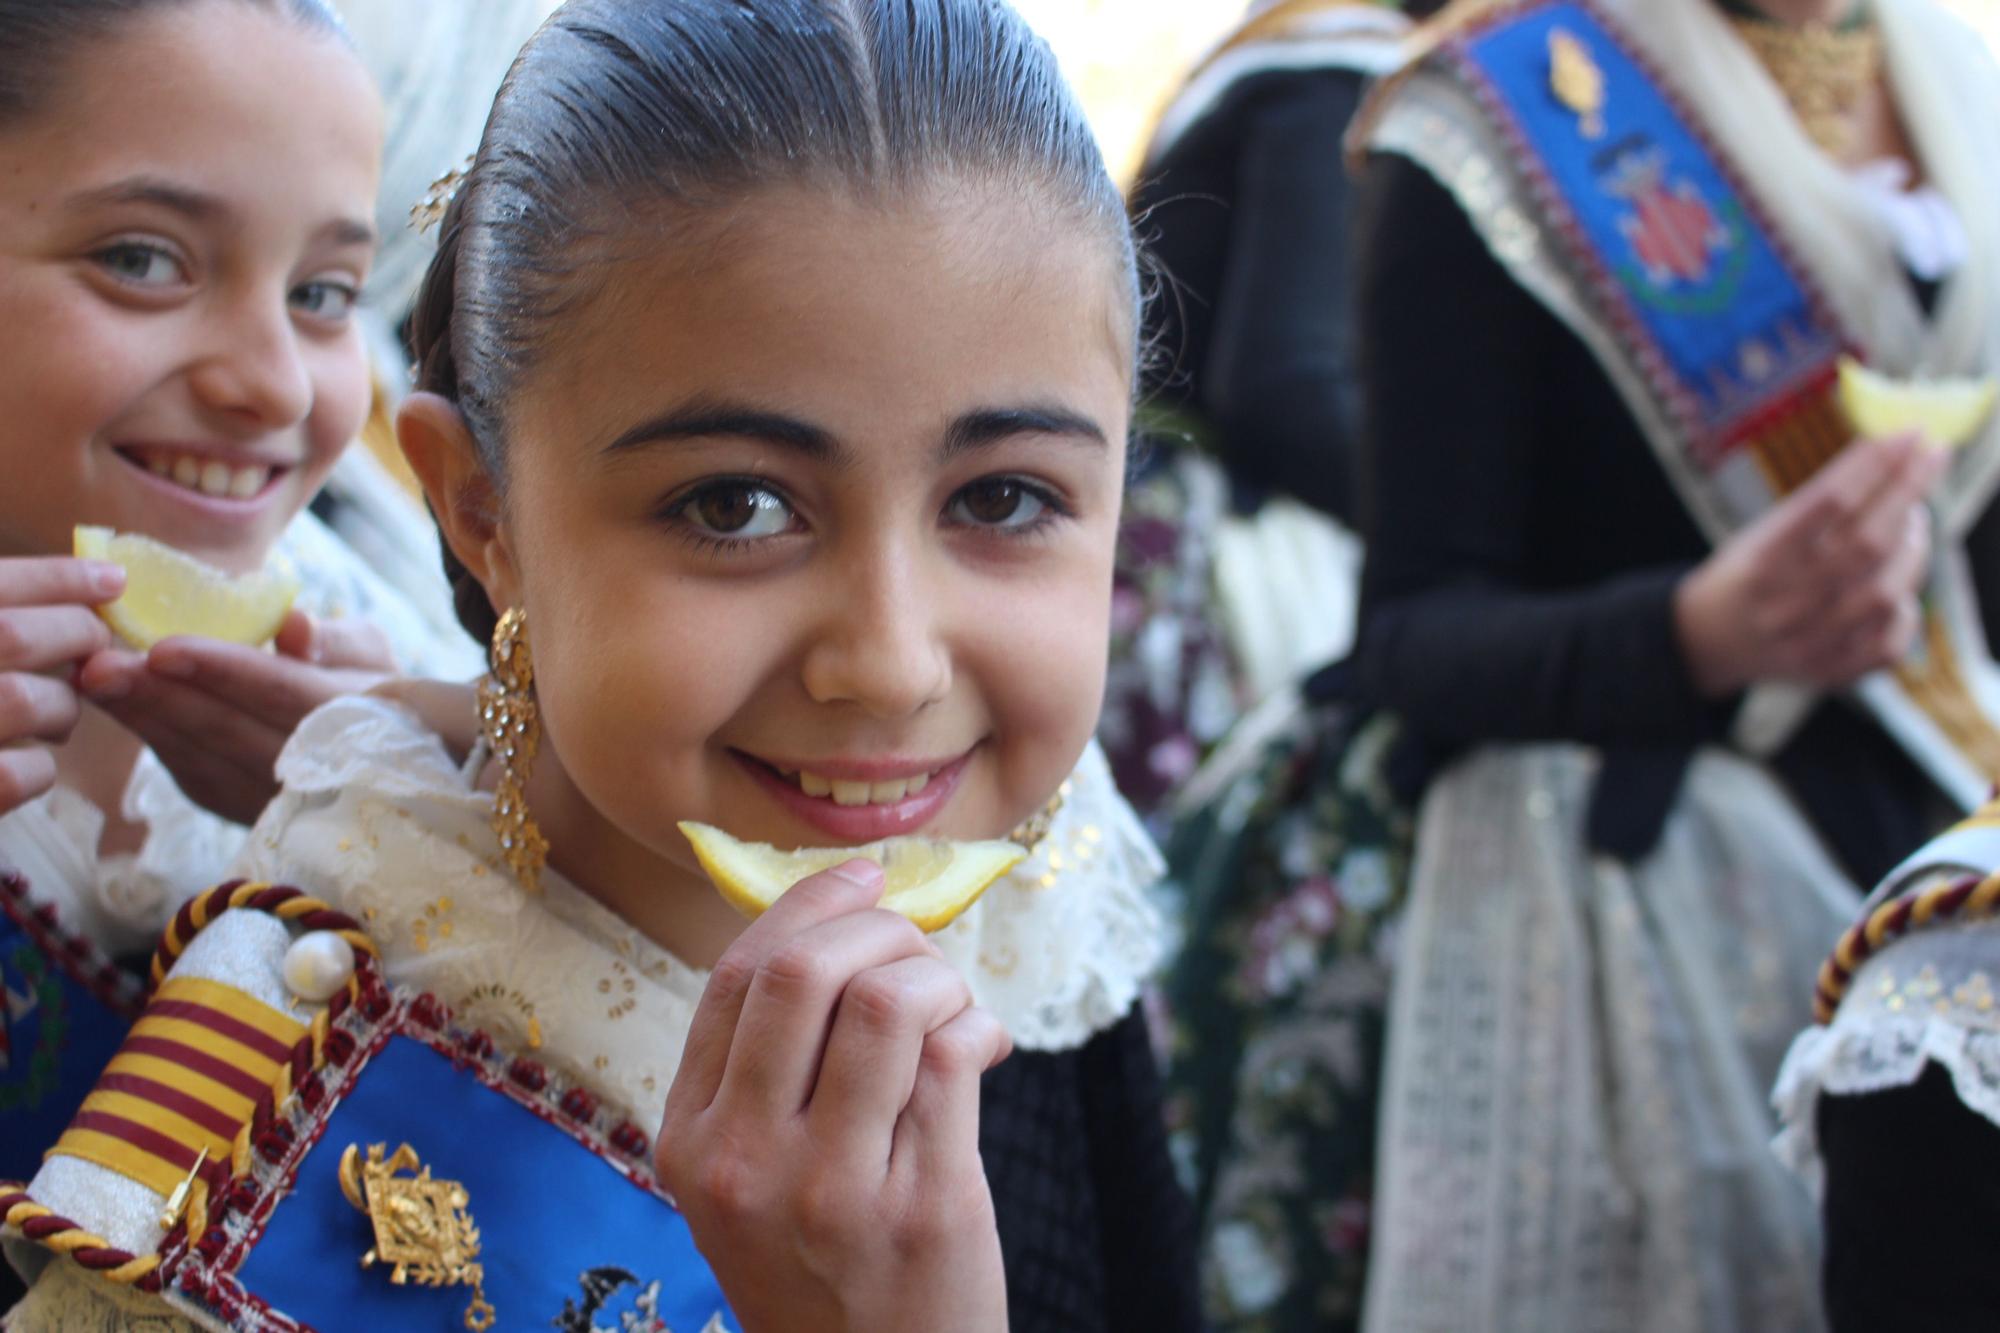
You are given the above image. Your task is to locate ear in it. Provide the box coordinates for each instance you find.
[397,392,522,611]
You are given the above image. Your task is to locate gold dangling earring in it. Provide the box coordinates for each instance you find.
[1008,780,1071,854]
[477,607,548,895]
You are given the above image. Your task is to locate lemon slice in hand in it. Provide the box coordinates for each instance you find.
[679,821,1027,933]
[1837,356,1999,449]
[72,525,300,649]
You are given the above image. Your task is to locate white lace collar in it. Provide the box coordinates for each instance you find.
[234,694,1169,1136]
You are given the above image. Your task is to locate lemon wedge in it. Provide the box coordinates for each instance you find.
[73,525,300,649]
[679,821,1027,933]
[1837,356,1999,449]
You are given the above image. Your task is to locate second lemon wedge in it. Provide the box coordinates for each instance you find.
[73,525,299,649]
[1837,356,1999,449]
[679,822,1027,933]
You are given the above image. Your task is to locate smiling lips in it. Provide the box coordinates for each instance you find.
[118,445,285,502]
[779,765,938,807]
[735,749,972,841]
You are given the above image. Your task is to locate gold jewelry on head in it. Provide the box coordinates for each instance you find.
[478,607,548,895]
[411,155,475,235]
[1008,780,1071,854]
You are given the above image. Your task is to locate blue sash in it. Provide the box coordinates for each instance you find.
[171,991,740,1333]
[1446,0,1848,481]
[0,874,140,1187]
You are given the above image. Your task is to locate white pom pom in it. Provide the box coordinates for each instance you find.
[283,931,356,1004]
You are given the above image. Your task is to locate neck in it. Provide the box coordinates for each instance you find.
[1735,0,1859,25]
[515,748,750,971]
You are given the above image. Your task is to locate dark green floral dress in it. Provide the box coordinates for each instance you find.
[1160,705,1415,1332]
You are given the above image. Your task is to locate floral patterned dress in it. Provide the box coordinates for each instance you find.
[1158,703,1413,1331]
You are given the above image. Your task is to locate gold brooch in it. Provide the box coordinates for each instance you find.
[339,1142,496,1331]
[1549,28,1607,140]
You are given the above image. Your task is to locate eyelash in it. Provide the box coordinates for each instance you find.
[656,474,1075,555]
[89,240,361,324]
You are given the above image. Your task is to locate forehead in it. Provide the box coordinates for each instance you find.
[514,183,1133,456]
[1,2,380,220]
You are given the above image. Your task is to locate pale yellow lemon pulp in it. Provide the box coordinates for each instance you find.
[679,821,1028,933]
[1837,356,1999,450]
[72,525,300,649]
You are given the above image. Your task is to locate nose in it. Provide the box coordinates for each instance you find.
[188,290,314,429]
[800,540,952,718]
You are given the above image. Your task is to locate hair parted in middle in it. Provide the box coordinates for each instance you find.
[408,0,1140,640]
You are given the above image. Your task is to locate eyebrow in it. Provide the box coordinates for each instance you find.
[601,399,1109,463]
[66,175,376,249]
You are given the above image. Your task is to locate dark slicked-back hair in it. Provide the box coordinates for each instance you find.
[409,0,1138,641]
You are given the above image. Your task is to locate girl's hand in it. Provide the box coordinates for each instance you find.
[79,609,396,825]
[657,860,1012,1333]
[1675,435,1947,698]
[0,557,123,815]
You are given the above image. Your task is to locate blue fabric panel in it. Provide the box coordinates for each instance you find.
[0,915,129,1185]
[1461,3,1841,436]
[234,1035,738,1332]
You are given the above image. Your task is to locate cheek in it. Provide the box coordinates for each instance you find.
[977,535,1116,816]
[299,330,371,476]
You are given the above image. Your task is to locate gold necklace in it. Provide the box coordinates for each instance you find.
[1726,9,1883,160]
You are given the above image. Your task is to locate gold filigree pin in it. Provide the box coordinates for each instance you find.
[339,1142,495,1331]
[1549,28,1607,139]
[410,156,475,235]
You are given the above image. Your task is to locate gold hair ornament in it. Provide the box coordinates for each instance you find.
[411,155,475,235]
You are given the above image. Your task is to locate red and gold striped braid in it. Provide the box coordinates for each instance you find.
[150,881,376,994]
[1,1189,164,1289]
[1813,870,2000,1023]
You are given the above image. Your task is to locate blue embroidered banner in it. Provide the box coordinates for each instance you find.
[0,893,134,1187]
[236,1036,739,1333]
[1455,1,1844,455]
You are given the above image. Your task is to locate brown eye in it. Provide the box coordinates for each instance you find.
[683,482,793,538]
[950,478,1047,529]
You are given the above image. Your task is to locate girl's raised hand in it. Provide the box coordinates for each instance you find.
[1675,434,1948,697]
[78,608,396,826]
[658,860,1012,1333]
[0,557,123,815]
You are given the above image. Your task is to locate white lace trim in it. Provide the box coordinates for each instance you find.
[1773,906,2000,1196]
[234,695,1168,1135]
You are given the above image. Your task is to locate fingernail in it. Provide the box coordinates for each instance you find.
[152,655,195,680]
[86,562,124,597]
[828,859,884,889]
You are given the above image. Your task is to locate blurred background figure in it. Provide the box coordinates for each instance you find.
[1102,0,1445,822]
[1158,0,2000,1328]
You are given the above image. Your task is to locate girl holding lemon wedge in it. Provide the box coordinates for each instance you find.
[8,0,1197,1328]
[0,0,482,1209]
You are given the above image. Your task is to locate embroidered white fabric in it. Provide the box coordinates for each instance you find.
[0,511,478,959]
[1363,745,1859,1333]
[1773,874,2000,1196]
[230,694,1168,1137]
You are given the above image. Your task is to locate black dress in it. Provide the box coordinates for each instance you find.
[1133,69,1371,524]
[983,1007,1204,1332]
[1348,152,2000,886]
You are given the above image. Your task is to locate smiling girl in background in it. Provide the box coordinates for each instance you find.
[4,1,1199,1329]
[0,0,476,1199]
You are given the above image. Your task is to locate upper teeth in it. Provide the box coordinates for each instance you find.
[139,450,272,500]
[791,768,935,807]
